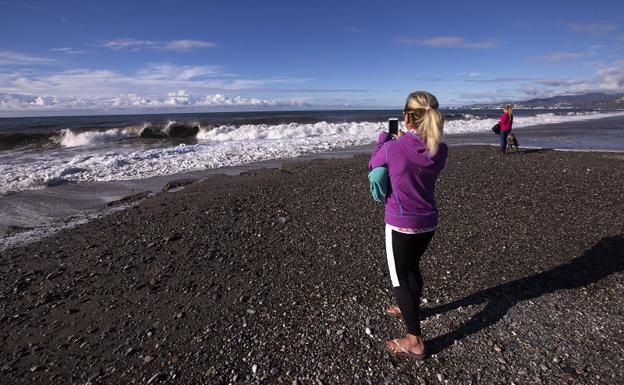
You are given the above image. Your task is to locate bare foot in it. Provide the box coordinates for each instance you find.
[385,334,425,358]
[385,306,402,318]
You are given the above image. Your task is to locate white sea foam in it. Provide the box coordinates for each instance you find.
[58,124,146,147]
[1,111,623,194]
[196,121,378,141]
[444,110,623,134]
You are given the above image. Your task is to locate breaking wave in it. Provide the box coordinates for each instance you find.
[2,110,624,194]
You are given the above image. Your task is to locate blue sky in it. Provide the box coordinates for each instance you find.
[1,0,623,116]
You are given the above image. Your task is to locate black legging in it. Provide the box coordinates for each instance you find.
[385,227,435,336]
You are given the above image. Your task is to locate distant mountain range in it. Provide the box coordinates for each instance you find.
[467,93,624,110]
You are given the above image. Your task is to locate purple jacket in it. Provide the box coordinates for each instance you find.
[369,131,448,229]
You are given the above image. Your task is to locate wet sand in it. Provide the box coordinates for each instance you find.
[1,146,623,385]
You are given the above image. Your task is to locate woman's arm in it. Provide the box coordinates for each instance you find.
[369,132,390,170]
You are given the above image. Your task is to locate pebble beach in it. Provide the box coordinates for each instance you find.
[1,145,623,385]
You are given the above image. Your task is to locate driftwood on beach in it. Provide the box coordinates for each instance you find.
[1,146,623,385]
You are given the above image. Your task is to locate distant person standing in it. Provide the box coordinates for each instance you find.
[369,91,448,359]
[499,105,513,154]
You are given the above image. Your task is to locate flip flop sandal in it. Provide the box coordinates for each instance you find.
[386,339,427,360]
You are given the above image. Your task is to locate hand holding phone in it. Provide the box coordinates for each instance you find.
[388,118,398,137]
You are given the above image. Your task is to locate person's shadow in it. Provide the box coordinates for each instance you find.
[422,235,624,355]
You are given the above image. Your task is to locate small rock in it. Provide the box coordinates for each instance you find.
[144,355,155,363]
[437,373,444,382]
[174,312,184,319]
[246,309,256,315]
[147,372,163,384]
[126,347,136,356]
[87,368,103,383]
[562,365,576,375]
[497,357,507,364]
[493,344,502,353]
[162,178,196,192]
[165,234,182,243]
[270,367,279,376]
[45,272,59,280]
[540,364,548,371]
[365,327,372,335]
[252,364,258,375]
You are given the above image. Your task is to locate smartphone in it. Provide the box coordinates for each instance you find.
[388,118,399,136]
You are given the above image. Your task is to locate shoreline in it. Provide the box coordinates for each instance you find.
[2,114,624,243]
[3,142,622,248]
[0,144,372,241]
[1,145,622,384]
[449,143,624,153]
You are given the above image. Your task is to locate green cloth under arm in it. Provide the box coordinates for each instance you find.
[368,166,388,202]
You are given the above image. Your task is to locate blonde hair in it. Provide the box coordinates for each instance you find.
[504,104,513,116]
[404,91,444,155]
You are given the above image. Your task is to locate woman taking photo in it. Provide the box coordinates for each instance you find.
[369,91,448,359]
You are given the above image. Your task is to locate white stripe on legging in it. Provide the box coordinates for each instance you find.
[385,224,400,287]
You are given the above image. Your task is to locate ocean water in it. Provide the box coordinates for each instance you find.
[1,109,624,195]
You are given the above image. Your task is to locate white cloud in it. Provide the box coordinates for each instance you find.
[396,36,498,49]
[565,22,619,36]
[517,86,542,97]
[535,79,586,87]
[165,90,192,105]
[50,47,86,54]
[137,63,223,81]
[162,40,217,51]
[100,38,153,50]
[517,60,624,98]
[0,64,306,100]
[588,45,607,51]
[592,60,624,91]
[456,72,482,77]
[0,51,55,65]
[100,38,216,52]
[0,91,309,114]
[0,61,315,115]
[527,51,592,62]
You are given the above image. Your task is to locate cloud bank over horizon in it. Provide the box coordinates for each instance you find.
[0,91,317,116]
[0,0,623,116]
[1,53,623,115]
